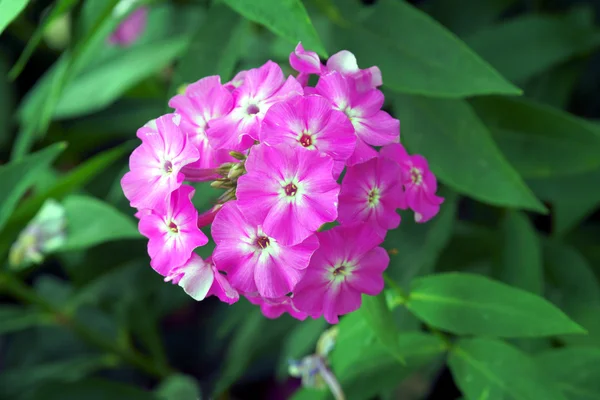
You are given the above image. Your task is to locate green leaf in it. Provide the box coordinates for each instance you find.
[171,4,244,96]
[406,272,585,337]
[156,375,201,400]
[449,337,566,400]
[523,61,584,109]
[54,36,188,118]
[222,0,327,57]
[332,0,520,97]
[28,378,157,400]
[0,305,49,334]
[472,96,600,178]
[392,94,546,212]
[358,293,404,363]
[278,317,327,377]
[0,356,115,399]
[498,211,543,294]
[527,168,600,236]
[59,195,140,251]
[0,0,29,35]
[465,14,600,83]
[535,347,600,400]
[384,188,458,286]
[544,240,600,346]
[0,142,66,232]
[0,49,14,150]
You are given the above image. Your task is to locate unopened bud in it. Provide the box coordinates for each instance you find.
[227,163,246,180]
[217,162,235,176]
[211,179,234,189]
[177,83,188,95]
[229,151,247,161]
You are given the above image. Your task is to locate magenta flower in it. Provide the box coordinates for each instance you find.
[380,143,444,222]
[138,185,208,275]
[211,202,319,298]
[207,61,303,151]
[338,156,407,235]
[315,72,399,165]
[289,43,324,86]
[165,254,239,304]
[108,7,148,47]
[326,50,382,92]
[293,224,389,324]
[121,114,199,210]
[260,95,356,174]
[247,294,307,320]
[224,70,247,91]
[236,144,340,246]
[169,76,235,175]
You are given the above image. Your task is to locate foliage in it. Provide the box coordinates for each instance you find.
[1,0,600,399]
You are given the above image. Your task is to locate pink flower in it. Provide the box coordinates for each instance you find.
[289,43,324,86]
[380,143,444,222]
[338,156,406,235]
[121,114,199,210]
[138,185,208,275]
[168,76,235,175]
[211,202,319,298]
[108,7,148,47]
[260,95,356,175]
[236,144,339,246]
[224,70,247,91]
[326,50,382,92]
[246,294,307,320]
[315,72,399,165]
[207,61,303,151]
[293,224,388,324]
[165,254,239,304]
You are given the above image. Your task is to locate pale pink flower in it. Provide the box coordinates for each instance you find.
[338,156,406,235]
[326,50,382,92]
[260,95,356,175]
[121,114,199,210]
[246,294,307,320]
[315,72,399,165]
[211,202,319,298]
[380,143,444,222]
[293,224,388,324]
[168,76,235,176]
[207,61,303,151]
[108,7,148,47]
[236,144,339,246]
[165,253,239,304]
[138,186,208,275]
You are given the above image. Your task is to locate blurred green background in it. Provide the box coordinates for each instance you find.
[2,0,600,399]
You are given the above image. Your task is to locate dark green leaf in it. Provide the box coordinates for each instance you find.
[535,347,600,400]
[465,14,600,83]
[223,0,327,57]
[333,0,520,97]
[472,96,600,178]
[156,375,201,400]
[406,272,585,337]
[171,4,244,95]
[0,51,14,148]
[523,61,584,109]
[498,211,543,294]
[0,0,30,35]
[0,305,49,334]
[28,378,157,400]
[59,195,140,251]
[54,37,187,118]
[358,293,404,363]
[0,142,66,232]
[449,338,566,400]
[392,94,546,212]
[427,0,517,36]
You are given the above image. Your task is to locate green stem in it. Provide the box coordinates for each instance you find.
[0,272,173,379]
[383,273,408,302]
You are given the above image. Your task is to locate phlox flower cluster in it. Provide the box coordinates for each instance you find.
[121,43,444,324]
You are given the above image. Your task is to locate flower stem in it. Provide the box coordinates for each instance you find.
[0,271,173,379]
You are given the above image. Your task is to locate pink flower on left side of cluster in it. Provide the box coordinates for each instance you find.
[236,144,340,246]
[108,7,148,47]
[138,185,208,275]
[211,202,320,298]
[381,143,444,222]
[121,114,199,210]
[246,294,307,320]
[293,224,389,324]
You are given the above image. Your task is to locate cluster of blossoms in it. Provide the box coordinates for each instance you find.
[121,43,443,324]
